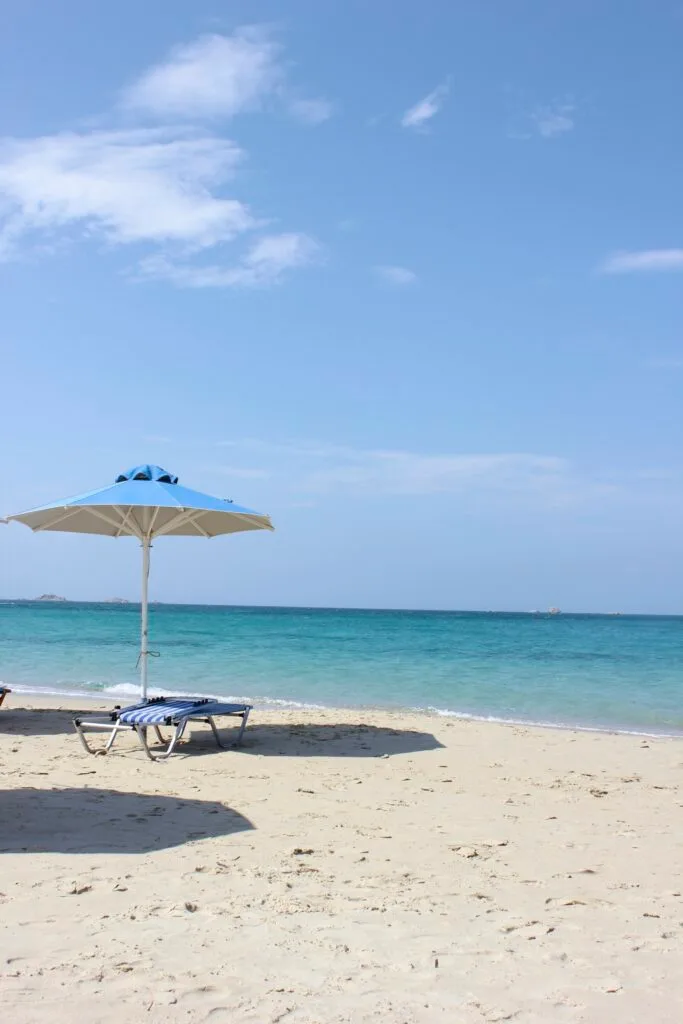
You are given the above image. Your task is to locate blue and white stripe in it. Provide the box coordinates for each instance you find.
[117,697,250,726]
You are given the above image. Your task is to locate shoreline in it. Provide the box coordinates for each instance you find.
[3,606,681,745]
[5,685,683,742]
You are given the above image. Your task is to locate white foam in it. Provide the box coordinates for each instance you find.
[7,683,108,702]
[248,695,328,711]
[104,682,193,699]
[419,705,682,739]
[9,680,329,710]
[101,683,328,710]
[6,682,682,738]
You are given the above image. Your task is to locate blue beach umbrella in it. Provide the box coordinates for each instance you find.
[6,465,273,698]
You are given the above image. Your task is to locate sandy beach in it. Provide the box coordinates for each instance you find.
[1,696,682,1023]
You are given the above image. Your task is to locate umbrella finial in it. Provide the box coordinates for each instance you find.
[115,465,178,484]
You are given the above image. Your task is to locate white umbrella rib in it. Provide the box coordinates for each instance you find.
[114,506,138,538]
[34,507,86,531]
[87,507,139,535]
[152,508,205,538]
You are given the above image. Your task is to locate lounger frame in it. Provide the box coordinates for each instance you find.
[73,699,251,761]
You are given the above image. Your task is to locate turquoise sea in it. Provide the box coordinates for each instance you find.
[0,602,682,735]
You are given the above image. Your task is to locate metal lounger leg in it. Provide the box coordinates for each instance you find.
[74,719,99,754]
[206,716,224,749]
[206,708,250,748]
[73,717,124,755]
[235,707,250,744]
[134,722,185,761]
[125,709,251,760]
[104,724,125,752]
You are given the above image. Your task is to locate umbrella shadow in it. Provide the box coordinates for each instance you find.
[0,707,443,759]
[0,787,254,854]
[0,707,100,736]
[232,721,444,758]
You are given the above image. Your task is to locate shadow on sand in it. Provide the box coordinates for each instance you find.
[236,721,444,758]
[1,707,444,758]
[0,787,254,854]
[0,707,101,736]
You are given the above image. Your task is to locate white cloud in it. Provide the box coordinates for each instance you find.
[306,450,565,496]
[124,29,281,119]
[0,28,326,288]
[600,249,683,274]
[401,81,449,131]
[374,265,417,286]
[507,98,576,141]
[138,232,319,288]
[214,438,569,497]
[0,127,253,257]
[123,28,332,126]
[288,97,333,125]
[532,102,575,138]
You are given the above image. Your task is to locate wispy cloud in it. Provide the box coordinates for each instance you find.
[0,128,252,258]
[0,27,325,288]
[138,232,320,288]
[599,249,683,274]
[507,96,576,140]
[287,97,333,125]
[124,29,279,119]
[306,450,565,496]
[123,28,332,125]
[532,102,575,138]
[214,438,573,499]
[401,80,449,131]
[374,265,418,286]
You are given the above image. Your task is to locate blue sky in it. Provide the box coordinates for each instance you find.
[1,0,682,613]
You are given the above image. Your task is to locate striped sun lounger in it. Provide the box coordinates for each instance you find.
[73,696,252,761]
[0,686,11,708]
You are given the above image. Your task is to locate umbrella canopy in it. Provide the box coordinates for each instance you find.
[6,465,273,697]
[9,463,271,539]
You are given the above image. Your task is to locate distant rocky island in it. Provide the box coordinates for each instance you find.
[22,595,132,604]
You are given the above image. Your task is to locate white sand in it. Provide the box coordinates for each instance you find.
[1,695,682,1023]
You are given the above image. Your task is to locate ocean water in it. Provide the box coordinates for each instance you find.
[0,602,682,735]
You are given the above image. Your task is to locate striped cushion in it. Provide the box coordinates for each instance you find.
[191,701,251,717]
[117,698,249,726]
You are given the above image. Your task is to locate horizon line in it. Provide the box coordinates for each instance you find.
[0,598,681,618]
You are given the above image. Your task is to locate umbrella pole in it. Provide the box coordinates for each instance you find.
[140,538,151,699]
